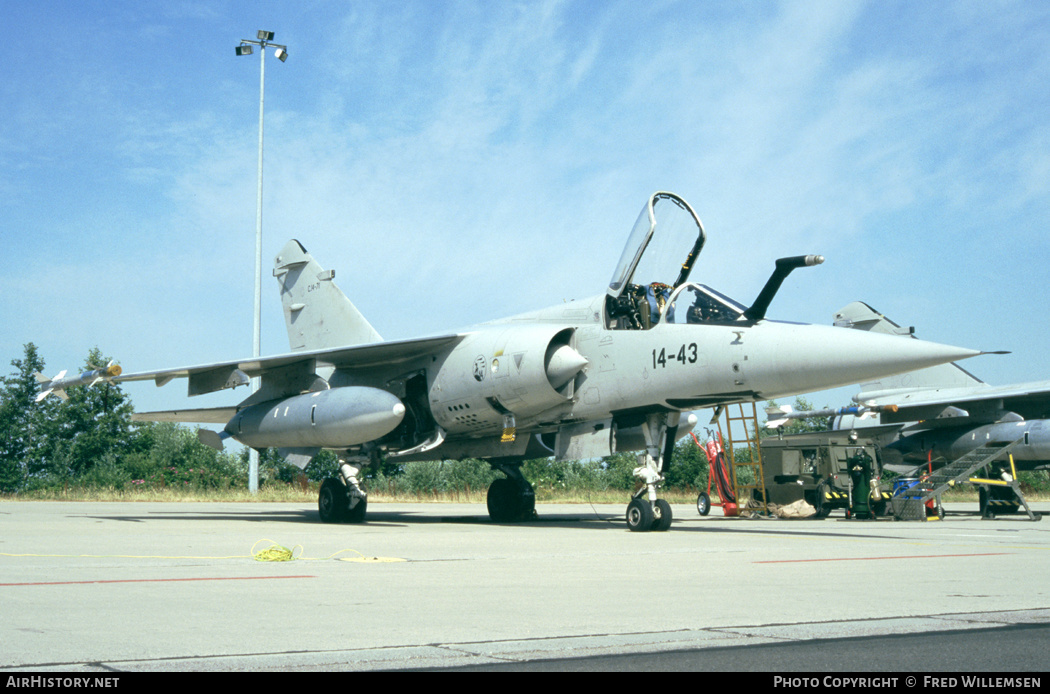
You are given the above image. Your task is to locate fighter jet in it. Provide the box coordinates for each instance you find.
[60,192,988,531]
[794,301,1050,475]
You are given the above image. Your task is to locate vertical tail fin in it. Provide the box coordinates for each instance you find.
[833,301,984,394]
[273,240,383,352]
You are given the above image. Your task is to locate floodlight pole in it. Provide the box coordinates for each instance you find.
[236,31,288,494]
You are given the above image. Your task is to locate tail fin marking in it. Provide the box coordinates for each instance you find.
[274,240,382,352]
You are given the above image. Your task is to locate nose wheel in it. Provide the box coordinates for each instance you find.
[626,497,673,532]
[626,413,678,532]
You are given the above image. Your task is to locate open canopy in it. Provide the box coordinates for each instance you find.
[607,192,706,299]
[606,192,751,329]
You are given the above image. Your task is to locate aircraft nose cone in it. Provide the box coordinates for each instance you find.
[750,323,984,398]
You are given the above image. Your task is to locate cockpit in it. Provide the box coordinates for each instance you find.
[657,283,746,325]
[605,192,745,330]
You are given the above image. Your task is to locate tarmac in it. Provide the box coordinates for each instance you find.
[1,500,1048,672]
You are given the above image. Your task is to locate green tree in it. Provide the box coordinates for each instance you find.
[762,396,830,436]
[37,348,140,480]
[599,450,641,491]
[126,422,245,489]
[0,343,54,492]
[666,433,710,490]
[237,447,293,487]
[303,449,340,482]
[523,457,609,494]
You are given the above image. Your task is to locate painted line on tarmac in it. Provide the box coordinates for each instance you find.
[0,575,316,587]
[754,552,1010,564]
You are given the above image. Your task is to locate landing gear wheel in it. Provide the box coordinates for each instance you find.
[487,477,534,522]
[626,498,655,532]
[318,478,348,523]
[487,478,517,522]
[346,496,367,524]
[697,492,711,516]
[652,499,673,531]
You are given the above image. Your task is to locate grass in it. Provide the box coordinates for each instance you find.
[7,485,318,503]
[4,480,1043,504]
[5,484,708,504]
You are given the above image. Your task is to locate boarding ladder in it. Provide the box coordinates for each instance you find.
[716,402,770,517]
[916,439,1039,521]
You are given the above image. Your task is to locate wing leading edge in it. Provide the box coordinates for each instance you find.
[117,333,467,398]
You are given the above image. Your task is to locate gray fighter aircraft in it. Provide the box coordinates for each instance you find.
[62,192,987,531]
[772,301,1050,474]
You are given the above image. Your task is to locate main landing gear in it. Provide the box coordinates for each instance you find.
[317,452,539,525]
[487,458,537,523]
[318,454,369,524]
[626,413,678,532]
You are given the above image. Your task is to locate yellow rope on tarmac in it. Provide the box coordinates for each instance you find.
[250,539,302,562]
[249,541,405,562]
[0,551,247,559]
[1,540,406,563]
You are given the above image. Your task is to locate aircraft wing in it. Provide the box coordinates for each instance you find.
[116,333,467,398]
[859,379,1050,425]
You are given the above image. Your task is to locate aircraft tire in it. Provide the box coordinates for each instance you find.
[346,497,367,523]
[626,498,654,532]
[653,499,673,531]
[697,492,711,516]
[318,478,349,524]
[488,477,530,523]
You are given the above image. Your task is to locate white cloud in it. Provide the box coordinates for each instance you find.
[3,0,1049,408]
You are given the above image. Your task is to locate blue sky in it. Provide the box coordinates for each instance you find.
[3,0,1049,417]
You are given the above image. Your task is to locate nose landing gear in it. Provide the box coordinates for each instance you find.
[626,413,678,532]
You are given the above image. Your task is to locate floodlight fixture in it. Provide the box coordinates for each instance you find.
[275,47,288,62]
[257,30,275,41]
[235,44,253,56]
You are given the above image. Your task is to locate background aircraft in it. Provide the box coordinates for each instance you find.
[52,193,987,531]
[805,301,1050,475]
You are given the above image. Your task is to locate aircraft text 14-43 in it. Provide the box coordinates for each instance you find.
[652,344,698,368]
